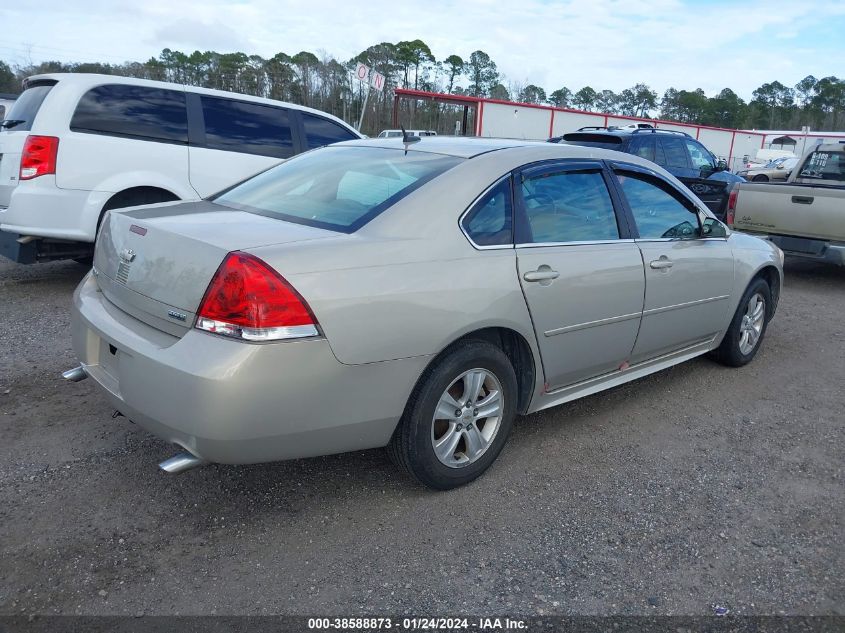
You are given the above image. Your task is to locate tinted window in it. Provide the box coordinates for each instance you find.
[4,82,56,132]
[70,85,188,143]
[660,138,689,169]
[462,179,513,246]
[685,139,714,171]
[520,170,619,243]
[201,96,293,158]
[617,172,699,239]
[302,112,357,149]
[213,146,462,232]
[630,136,656,162]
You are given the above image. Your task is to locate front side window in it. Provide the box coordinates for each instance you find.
[462,178,513,246]
[302,113,358,149]
[660,137,690,169]
[201,96,293,158]
[685,139,715,172]
[616,171,700,239]
[213,146,462,232]
[70,84,188,143]
[519,170,620,243]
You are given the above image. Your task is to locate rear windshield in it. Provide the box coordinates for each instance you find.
[213,146,463,233]
[797,150,844,183]
[3,82,56,132]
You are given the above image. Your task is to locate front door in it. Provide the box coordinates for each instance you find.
[611,166,735,363]
[514,162,645,390]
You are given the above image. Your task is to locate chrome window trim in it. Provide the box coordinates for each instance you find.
[634,237,729,243]
[516,239,635,248]
[458,174,515,251]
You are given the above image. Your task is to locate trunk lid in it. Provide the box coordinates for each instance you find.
[94,200,337,336]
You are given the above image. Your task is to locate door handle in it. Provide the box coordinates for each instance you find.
[791,196,814,205]
[649,257,673,270]
[523,268,560,282]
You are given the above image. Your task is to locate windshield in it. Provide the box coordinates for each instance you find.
[214,146,463,233]
[2,82,56,131]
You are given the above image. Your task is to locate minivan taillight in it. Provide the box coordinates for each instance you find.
[19,135,59,180]
[726,186,739,227]
[195,252,319,341]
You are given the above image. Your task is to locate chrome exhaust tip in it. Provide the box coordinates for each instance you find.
[62,366,88,382]
[159,451,206,474]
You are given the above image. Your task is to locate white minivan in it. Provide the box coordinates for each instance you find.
[0,74,361,263]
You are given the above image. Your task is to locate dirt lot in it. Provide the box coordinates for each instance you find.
[0,257,842,617]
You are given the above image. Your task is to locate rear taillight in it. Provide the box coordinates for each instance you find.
[195,251,319,342]
[19,135,59,180]
[726,186,738,227]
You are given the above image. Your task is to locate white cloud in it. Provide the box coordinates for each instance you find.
[2,0,844,99]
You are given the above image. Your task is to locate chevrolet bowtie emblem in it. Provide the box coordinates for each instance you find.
[119,248,136,263]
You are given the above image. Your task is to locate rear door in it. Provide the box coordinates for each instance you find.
[611,164,734,363]
[514,161,645,390]
[0,80,56,208]
[188,94,300,197]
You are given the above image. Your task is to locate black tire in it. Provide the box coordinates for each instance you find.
[388,340,518,490]
[752,174,769,182]
[711,277,772,367]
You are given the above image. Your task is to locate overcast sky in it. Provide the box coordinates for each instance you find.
[3,0,844,100]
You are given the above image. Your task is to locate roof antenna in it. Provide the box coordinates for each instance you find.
[400,124,420,155]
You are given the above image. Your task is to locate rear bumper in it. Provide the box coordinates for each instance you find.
[760,234,845,266]
[0,177,110,242]
[71,272,428,464]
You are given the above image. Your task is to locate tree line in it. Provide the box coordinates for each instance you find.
[1,41,843,134]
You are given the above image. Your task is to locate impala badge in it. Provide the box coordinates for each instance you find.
[167,310,188,322]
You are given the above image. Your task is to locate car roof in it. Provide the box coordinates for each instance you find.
[557,128,692,141]
[332,137,540,158]
[24,73,359,134]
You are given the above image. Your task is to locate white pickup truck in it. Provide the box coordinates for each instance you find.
[728,142,845,266]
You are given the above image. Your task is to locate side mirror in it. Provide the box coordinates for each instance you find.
[715,159,728,172]
[701,217,727,238]
[776,164,785,170]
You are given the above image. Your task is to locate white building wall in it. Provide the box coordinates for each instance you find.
[552,111,605,135]
[480,103,552,139]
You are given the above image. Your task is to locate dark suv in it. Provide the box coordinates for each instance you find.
[550,127,745,219]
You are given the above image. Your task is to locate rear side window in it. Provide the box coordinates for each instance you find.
[302,113,357,149]
[798,150,845,182]
[630,136,656,162]
[659,138,690,169]
[4,82,56,132]
[201,97,293,159]
[520,170,619,243]
[213,146,462,233]
[462,178,513,246]
[71,84,188,143]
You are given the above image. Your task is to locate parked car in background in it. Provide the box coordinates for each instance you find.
[729,143,845,265]
[0,74,361,264]
[551,128,745,220]
[737,156,799,182]
[67,137,782,489]
[377,129,437,138]
[743,149,796,169]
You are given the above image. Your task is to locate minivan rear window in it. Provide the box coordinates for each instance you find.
[302,112,358,150]
[70,84,188,143]
[213,146,462,233]
[3,81,56,132]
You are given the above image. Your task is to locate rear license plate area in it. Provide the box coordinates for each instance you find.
[98,340,120,380]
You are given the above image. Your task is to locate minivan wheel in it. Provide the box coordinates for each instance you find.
[389,340,517,490]
[711,277,772,367]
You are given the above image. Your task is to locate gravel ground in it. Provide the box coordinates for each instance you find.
[0,257,842,617]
